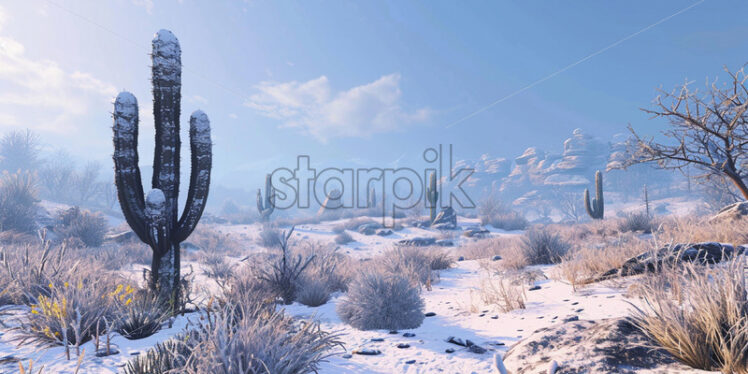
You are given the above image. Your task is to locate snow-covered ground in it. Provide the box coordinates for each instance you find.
[0,214,694,373]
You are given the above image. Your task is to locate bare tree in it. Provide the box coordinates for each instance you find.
[557,190,583,222]
[38,149,76,202]
[0,129,41,173]
[72,161,102,204]
[627,67,748,199]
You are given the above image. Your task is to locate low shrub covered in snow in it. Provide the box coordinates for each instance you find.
[337,269,424,330]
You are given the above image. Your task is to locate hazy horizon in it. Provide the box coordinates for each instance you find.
[2,0,747,191]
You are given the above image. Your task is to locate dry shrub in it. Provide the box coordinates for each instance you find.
[629,257,748,372]
[376,247,439,286]
[554,234,651,289]
[0,238,80,306]
[124,301,342,374]
[0,171,39,234]
[617,212,656,233]
[188,225,243,257]
[337,269,424,330]
[17,266,120,349]
[519,227,570,265]
[198,251,236,289]
[478,195,528,230]
[296,278,331,307]
[334,231,354,244]
[54,207,108,248]
[296,242,354,293]
[479,276,526,313]
[257,224,284,249]
[460,236,522,261]
[657,215,748,246]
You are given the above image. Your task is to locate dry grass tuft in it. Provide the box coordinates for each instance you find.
[629,257,748,373]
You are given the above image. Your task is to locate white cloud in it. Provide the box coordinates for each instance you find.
[0,5,117,134]
[246,74,430,141]
[228,113,238,119]
[131,0,154,14]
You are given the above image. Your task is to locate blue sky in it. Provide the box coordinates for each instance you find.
[1,0,747,190]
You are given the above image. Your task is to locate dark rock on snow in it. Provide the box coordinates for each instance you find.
[592,242,745,282]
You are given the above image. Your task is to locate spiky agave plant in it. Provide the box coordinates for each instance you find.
[112,29,211,308]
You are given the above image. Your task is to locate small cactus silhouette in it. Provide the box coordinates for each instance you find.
[257,174,275,221]
[426,172,439,223]
[583,170,604,220]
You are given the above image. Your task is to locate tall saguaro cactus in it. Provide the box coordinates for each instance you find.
[257,174,275,221]
[112,30,212,307]
[427,172,439,223]
[583,170,604,220]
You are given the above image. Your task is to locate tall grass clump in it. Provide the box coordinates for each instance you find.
[629,258,748,373]
[17,270,119,352]
[618,211,656,233]
[337,269,424,330]
[519,227,570,265]
[125,302,342,374]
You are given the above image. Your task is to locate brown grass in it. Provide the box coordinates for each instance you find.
[629,257,748,373]
[479,276,527,313]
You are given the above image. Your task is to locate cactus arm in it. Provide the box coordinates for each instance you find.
[583,170,604,219]
[151,29,182,229]
[175,111,212,242]
[257,174,275,219]
[427,172,439,222]
[112,92,149,243]
[257,188,265,213]
[596,171,604,218]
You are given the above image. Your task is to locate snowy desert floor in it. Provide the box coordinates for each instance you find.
[0,213,723,373]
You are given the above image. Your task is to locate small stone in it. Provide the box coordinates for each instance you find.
[571,301,579,305]
[95,348,120,357]
[371,338,384,342]
[528,285,541,291]
[130,352,140,356]
[457,256,465,261]
[405,359,416,364]
[342,354,353,359]
[353,348,382,356]
[425,312,436,317]
[468,344,487,354]
[491,255,502,261]
[563,315,579,323]
[491,315,498,319]
[445,348,455,353]
[575,308,584,313]
[389,330,399,334]
[478,313,485,317]
[397,343,410,349]
[403,332,415,337]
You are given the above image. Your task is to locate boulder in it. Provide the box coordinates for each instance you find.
[358,223,380,235]
[592,242,746,282]
[396,237,436,247]
[376,229,393,236]
[463,228,490,238]
[431,207,457,230]
[502,318,697,373]
[710,201,748,222]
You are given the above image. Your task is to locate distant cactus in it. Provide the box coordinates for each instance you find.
[112,30,212,308]
[257,174,275,221]
[426,172,439,223]
[368,187,377,208]
[583,170,604,220]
